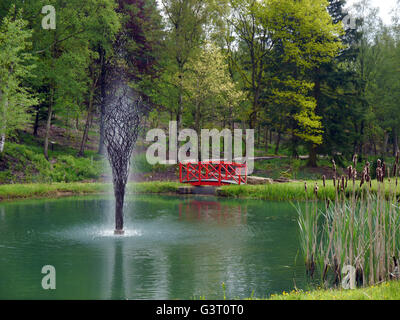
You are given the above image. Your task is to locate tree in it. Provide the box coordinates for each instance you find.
[159,0,222,130]
[182,43,244,136]
[306,0,362,166]
[0,6,37,153]
[258,0,344,156]
[97,0,163,154]
[77,0,121,157]
[226,0,273,130]
[19,0,121,159]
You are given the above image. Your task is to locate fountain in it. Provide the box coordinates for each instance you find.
[104,84,142,235]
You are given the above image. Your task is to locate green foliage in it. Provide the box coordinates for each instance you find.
[51,155,102,182]
[0,6,38,151]
[1,141,103,183]
[266,280,400,300]
[181,43,244,132]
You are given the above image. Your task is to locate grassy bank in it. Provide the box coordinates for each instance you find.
[0,181,182,201]
[218,179,400,201]
[2,179,400,202]
[264,281,400,300]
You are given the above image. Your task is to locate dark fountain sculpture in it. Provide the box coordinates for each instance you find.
[104,85,141,235]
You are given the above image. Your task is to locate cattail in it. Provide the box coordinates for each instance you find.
[341,175,345,191]
[353,154,358,167]
[322,175,326,187]
[333,175,336,187]
[365,162,371,182]
[345,176,348,189]
[376,166,380,182]
[396,151,399,165]
[376,166,383,183]
[332,159,337,176]
[314,183,319,197]
[348,165,353,180]
[377,159,382,168]
[352,168,357,182]
[304,182,307,193]
[360,171,365,187]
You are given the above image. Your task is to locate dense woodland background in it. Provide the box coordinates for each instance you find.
[0,0,399,183]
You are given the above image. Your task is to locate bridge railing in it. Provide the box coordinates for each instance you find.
[179,161,247,186]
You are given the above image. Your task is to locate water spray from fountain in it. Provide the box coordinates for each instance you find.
[104,84,142,235]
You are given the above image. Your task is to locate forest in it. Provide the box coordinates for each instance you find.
[0,0,399,183]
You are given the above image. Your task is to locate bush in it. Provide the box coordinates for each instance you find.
[0,142,103,184]
[51,155,102,182]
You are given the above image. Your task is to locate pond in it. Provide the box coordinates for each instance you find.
[0,195,308,299]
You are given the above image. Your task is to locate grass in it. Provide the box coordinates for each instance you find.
[0,181,183,201]
[0,182,109,200]
[218,179,400,201]
[265,280,400,300]
[3,179,400,202]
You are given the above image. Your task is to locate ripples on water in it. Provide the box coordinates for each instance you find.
[0,195,307,299]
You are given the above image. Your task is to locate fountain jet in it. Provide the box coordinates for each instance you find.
[104,85,141,235]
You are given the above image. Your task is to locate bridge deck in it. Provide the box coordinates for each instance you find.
[184,179,239,185]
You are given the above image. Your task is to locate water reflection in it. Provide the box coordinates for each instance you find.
[0,196,307,299]
[179,199,247,225]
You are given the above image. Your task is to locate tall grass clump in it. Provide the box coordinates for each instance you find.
[297,154,400,288]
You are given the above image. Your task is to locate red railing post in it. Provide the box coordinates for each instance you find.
[199,161,202,185]
[218,162,222,185]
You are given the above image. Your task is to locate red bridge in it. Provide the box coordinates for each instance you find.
[179,161,247,186]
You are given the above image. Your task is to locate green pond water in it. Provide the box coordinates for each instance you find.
[0,194,308,299]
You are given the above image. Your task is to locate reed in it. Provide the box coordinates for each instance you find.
[297,154,400,287]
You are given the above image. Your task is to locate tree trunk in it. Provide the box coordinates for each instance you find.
[44,85,54,160]
[393,127,398,156]
[308,144,318,167]
[195,101,201,160]
[98,49,106,155]
[33,106,40,136]
[0,133,5,153]
[383,131,389,156]
[275,131,281,155]
[264,126,268,152]
[176,69,184,131]
[291,131,299,159]
[77,92,94,157]
[0,89,5,153]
